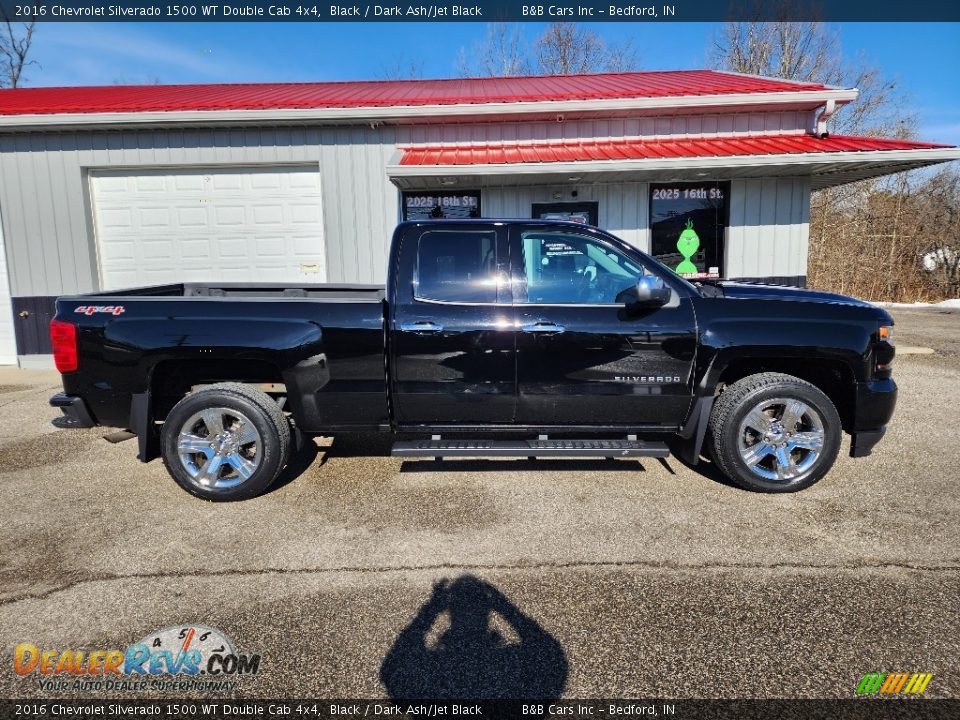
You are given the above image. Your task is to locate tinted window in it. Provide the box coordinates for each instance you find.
[520,232,644,305]
[416,231,498,303]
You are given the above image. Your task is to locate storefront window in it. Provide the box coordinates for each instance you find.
[650,182,728,279]
[402,191,481,221]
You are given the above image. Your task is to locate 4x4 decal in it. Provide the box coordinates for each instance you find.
[75,305,125,316]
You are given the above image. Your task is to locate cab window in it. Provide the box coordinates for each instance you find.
[415,230,498,303]
[519,231,644,304]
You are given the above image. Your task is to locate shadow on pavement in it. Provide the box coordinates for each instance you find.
[266,435,320,493]
[664,439,741,490]
[380,575,568,701]
[320,432,395,460]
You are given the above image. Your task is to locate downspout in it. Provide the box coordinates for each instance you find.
[816,99,837,138]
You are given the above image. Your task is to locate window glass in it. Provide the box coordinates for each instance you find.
[520,232,644,304]
[650,182,728,279]
[402,191,481,221]
[416,231,498,303]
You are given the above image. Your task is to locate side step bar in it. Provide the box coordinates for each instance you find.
[392,438,670,459]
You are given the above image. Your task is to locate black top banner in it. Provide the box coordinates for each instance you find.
[2,0,960,22]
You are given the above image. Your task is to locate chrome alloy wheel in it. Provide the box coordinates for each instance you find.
[176,407,262,490]
[737,397,825,484]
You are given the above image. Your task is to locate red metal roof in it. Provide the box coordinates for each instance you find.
[0,70,835,116]
[398,134,953,166]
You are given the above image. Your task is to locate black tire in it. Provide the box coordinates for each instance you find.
[708,372,841,493]
[161,383,291,501]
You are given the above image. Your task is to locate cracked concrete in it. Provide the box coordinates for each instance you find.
[3,560,960,609]
[0,308,958,699]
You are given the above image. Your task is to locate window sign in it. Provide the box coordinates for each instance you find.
[519,231,644,305]
[650,182,728,279]
[402,191,481,221]
[532,201,599,226]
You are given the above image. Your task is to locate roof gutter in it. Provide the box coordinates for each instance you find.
[386,146,960,178]
[0,88,859,131]
[816,99,837,137]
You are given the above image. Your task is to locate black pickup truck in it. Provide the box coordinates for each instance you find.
[49,219,896,500]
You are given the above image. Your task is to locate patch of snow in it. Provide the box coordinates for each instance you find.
[870,299,960,308]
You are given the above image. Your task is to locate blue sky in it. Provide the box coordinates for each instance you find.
[23,21,960,144]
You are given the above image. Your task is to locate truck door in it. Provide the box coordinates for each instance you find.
[390,224,516,425]
[510,225,697,427]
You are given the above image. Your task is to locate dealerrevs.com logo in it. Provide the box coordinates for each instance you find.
[14,624,261,693]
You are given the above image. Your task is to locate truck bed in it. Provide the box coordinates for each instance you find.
[55,281,390,433]
[74,282,386,302]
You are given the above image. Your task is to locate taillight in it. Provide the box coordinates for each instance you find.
[50,319,78,373]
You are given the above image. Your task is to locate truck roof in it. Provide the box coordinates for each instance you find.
[395,218,600,231]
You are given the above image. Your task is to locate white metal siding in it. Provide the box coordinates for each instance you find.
[395,111,813,146]
[726,177,811,280]
[90,166,326,289]
[483,182,650,251]
[0,109,815,297]
[0,205,16,364]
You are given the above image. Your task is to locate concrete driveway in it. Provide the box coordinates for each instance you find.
[1,308,957,700]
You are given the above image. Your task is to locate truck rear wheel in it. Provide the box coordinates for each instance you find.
[708,372,841,493]
[160,383,291,501]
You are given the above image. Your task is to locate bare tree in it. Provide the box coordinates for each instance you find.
[112,76,163,86]
[712,21,841,85]
[457,23,530,78]
[376,57,424,81]
[603,37,640,73]
[706,18,952,301]
[536,23,608,75]
[0,14,37,88]
[710,20,911,137]
[458,22,639,77]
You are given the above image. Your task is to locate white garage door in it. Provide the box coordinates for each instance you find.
[91,166,326,290]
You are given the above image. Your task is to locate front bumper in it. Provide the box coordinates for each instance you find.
[849,378,897,457]
[49,393,95,428]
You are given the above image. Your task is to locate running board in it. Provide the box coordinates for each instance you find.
[392,438,670,459]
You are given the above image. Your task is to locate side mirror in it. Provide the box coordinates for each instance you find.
[632,275,671,307]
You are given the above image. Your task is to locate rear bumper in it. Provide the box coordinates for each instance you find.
[49,393,95,428]
[849,378,897,457]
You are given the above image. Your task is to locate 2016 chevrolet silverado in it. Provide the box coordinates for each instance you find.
[49,219,897,500]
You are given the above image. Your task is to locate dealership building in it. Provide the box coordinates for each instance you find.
[1,69,958,365]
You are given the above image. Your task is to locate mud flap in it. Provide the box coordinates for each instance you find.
[675,395,715,466]
[130,392,159,462]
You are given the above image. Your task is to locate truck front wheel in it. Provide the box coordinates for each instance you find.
[708,372,841,493]
[160,383,291,501]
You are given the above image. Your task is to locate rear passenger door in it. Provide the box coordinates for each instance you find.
[390,224,516,425]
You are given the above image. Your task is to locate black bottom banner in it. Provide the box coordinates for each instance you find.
[3,699,959,720]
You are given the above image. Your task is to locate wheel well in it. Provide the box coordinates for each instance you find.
[150,359,285,421]
[714,358,856,430]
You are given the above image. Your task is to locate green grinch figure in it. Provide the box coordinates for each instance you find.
[675,218,700,275]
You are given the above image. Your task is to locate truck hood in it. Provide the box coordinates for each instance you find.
[716,282,881,310]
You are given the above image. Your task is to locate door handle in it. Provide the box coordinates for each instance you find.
[399,320,444,333]
[522,321,566,334]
